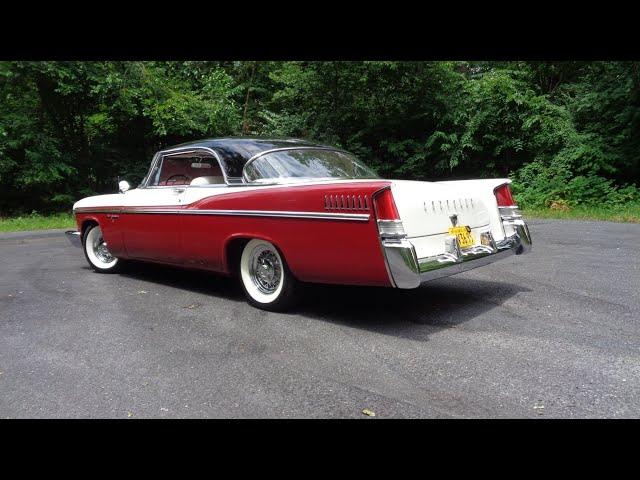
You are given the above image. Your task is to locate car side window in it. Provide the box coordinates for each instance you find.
[148,153,224,187]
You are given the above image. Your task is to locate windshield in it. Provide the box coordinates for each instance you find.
[243,148,379,182]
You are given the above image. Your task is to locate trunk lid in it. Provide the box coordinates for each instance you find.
[390,179,491,239]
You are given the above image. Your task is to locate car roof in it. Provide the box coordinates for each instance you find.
[162,137,336,179]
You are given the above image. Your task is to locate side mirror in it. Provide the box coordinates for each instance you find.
[118,180,131,193]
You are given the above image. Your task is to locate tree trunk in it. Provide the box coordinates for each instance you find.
[242,62,257,134]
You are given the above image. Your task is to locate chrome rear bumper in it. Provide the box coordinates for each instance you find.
[383,219,532,288]
[65,230,82,248]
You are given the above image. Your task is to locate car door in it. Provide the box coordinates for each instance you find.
[119,151,189,263]
[118,186,186,263]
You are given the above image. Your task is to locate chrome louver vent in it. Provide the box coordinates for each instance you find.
[324,194,371,211]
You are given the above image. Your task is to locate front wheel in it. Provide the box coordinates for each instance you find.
[239,239,298,311]
[83,224,122,273]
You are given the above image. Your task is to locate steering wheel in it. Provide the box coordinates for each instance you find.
[164,174,190,186]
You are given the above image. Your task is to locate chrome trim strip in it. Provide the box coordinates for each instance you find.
[73,207,370,222]
[74,208,123,214]
[175,209,370,221]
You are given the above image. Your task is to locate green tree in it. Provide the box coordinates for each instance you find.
[0,60,638,215]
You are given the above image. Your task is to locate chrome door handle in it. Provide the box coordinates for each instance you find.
[172,188,185,194]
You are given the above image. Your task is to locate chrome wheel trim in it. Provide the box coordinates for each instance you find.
[85,226,118,269]
[249,246,282,294]
[240,239,285,304]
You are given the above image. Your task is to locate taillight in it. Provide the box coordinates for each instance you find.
[494,183,516,207]
[495,183,522,224]
[373,187,406,240]
[373,187,400,220]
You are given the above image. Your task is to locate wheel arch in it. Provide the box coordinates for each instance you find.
[80,217,100,239]
[222,233,291,277]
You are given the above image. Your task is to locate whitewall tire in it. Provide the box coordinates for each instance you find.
[83,224,121,273]
[239,239,297,311]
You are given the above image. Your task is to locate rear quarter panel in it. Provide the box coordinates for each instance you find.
[182,182,393,286]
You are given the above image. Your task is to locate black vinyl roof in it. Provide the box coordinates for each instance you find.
[162,137,335,179]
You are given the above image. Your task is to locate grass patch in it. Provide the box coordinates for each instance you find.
[0,213,76,232]
[523,203,640,223]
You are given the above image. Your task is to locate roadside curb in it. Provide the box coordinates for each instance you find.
[0,228,71,241]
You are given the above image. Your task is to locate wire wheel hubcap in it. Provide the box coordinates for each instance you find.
[250,247,282,294]
[93,237,113,263]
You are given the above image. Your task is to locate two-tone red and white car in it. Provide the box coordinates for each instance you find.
[66,138,531,310]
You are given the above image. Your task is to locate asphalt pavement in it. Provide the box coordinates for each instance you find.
[0,219,638,418]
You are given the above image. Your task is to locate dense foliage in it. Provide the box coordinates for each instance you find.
[1,61,638,214]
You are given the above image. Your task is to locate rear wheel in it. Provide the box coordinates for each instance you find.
[83,224,122,273]
[239,239,298,311]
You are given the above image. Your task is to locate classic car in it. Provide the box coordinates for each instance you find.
[66,137,531,311]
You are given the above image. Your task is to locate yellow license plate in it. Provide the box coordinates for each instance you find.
[448,226,475,249]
